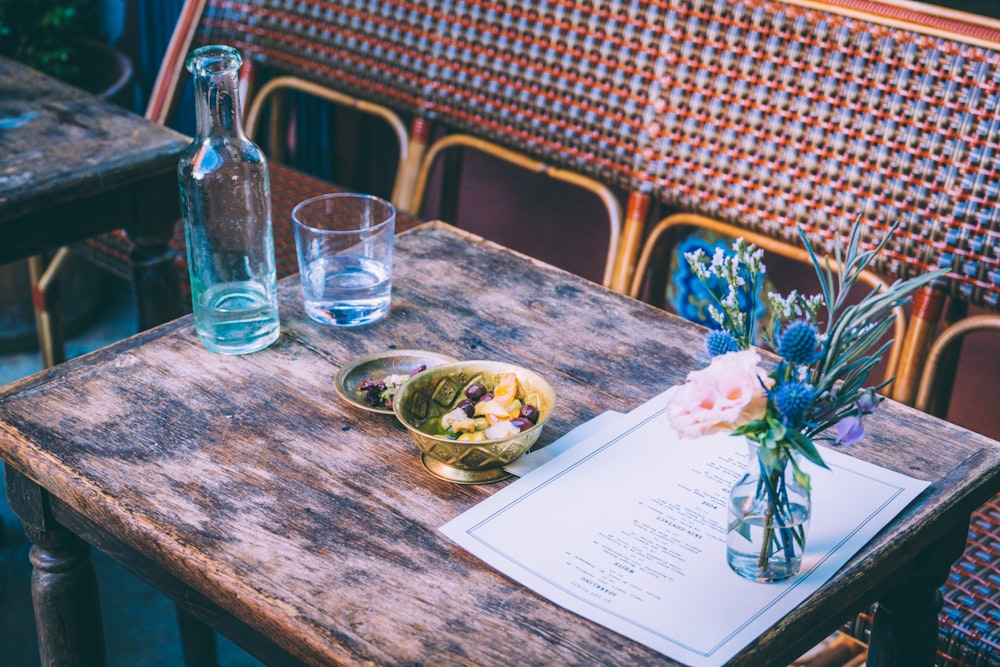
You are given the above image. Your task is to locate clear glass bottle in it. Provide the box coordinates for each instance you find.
[178,45,280,354]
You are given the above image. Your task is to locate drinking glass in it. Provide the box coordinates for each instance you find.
[292,193,395,327]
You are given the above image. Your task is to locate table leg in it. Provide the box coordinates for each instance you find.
[177,606,219,667]
[126,179,185,330]
[866,521,968,667]
[5,467,107,667]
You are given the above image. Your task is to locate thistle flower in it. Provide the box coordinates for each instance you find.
[777,320,821,365]
[773,381,815,425]
[706,330,740,357]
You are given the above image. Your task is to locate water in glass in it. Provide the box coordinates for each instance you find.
[302,255,391,326]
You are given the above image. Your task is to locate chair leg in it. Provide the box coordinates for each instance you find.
[392,117,432,213]
[28,250,71,369]
[609,190,652,294]
[176,605,219,667]
[437,147,465,223]
[892,285,947,406]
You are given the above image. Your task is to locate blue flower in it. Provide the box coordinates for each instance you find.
[706,330,740,357]
[774,381,815,424]
[835,416,866,445]
[777,320,821,365]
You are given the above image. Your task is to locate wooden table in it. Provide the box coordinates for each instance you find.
[0,55,189,362]
[1,222,998,666]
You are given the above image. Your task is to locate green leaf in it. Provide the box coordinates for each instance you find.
[729,517,753,542]
[786,429,829,469]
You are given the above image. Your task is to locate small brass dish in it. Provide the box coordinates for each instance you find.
[393,360,556,484]
[335,350,459,414]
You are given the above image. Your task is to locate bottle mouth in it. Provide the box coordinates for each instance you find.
[186,45,242,76]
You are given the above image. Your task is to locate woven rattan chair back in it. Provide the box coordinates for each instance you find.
[95,0,670,292]
[389,1,667,289]
[625,5,1000,665]
[627,0,1000,408]
[77,0,428,308]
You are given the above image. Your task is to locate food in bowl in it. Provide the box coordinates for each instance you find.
[427,372,541,441]
[393,360,555,484]
[334,350,459,414]
[358,365,427,410]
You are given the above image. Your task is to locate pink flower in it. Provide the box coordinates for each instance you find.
[667,350,772,438]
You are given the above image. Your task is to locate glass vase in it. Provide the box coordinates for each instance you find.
[727,440,811,582]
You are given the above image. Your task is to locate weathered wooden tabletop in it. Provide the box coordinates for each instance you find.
[1,222,998,666]
[0,55,188,262]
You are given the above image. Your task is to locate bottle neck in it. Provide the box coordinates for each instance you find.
[193,68,245,138]
[186,46,247,139]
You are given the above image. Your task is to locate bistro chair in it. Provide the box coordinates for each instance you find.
[621,0,1000,413]
[410,134,624,287]
[75,0,428,317]
[76,0,656,306]
[629,213,908,383]
[619,1,1000,665]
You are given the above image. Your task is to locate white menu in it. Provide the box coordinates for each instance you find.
[440,389,929,667]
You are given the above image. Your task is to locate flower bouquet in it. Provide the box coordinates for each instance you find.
[666,225,945,581]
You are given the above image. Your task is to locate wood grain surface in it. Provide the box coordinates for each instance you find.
[0,55,188,261]
[1,222,998,666]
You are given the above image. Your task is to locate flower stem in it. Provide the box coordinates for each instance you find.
[758,490,776,570]
[758,461,792,573]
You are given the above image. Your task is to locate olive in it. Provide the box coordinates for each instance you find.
[519,404,540,424]
[466,383,488,401]
[456,398,475,417]
[478,393,494,403]
[511,417,533,432]
[358,377,387,407]
[359,378,386,393]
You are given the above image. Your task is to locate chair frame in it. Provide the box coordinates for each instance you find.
[630,213,907,384]
[243,75,411,207]
[916,314,1000,415]
[411,133,624,288]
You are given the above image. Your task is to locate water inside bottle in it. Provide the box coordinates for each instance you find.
[194,280,280,354]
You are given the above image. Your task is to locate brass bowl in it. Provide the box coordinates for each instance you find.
[393,360,556,484]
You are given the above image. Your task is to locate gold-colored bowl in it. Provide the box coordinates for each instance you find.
[393,360,556,484]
